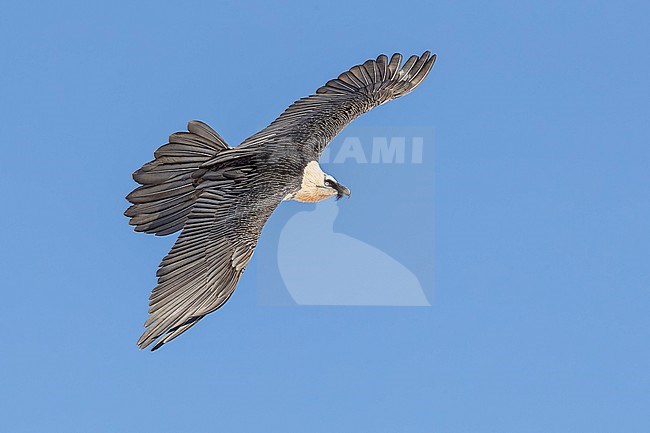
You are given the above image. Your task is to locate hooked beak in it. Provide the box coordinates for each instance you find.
[334,183,351,200]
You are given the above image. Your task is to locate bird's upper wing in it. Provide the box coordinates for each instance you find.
[137,177,280,351]
[240,51,436,155]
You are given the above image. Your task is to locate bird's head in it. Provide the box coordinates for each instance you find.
[324,174,351,200]
[289,161,351,203]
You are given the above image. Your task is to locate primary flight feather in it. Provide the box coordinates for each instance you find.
[126,51,436,350]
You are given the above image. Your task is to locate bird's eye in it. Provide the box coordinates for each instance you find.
[324,179,335,188]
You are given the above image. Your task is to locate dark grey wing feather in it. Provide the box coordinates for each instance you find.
[241,51,436,154]
[137,182,281,351]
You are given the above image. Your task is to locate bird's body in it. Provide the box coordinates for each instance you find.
[126,52,436,350]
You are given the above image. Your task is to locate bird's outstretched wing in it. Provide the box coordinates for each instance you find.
[137,183,280,351]
[241,51,436,155]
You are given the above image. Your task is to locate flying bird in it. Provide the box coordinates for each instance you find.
[126,51,436,350]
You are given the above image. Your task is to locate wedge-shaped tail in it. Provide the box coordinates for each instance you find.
[125,121,230,236]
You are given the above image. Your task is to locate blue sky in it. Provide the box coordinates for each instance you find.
[1,1,649,432]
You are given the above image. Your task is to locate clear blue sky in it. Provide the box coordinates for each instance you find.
[1,1,649,432]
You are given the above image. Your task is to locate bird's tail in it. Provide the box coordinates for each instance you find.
[125,120,230,236]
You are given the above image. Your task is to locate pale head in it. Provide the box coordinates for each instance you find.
[286,161,350,203]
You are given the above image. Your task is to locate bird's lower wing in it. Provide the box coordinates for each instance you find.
[137,184,280,351]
